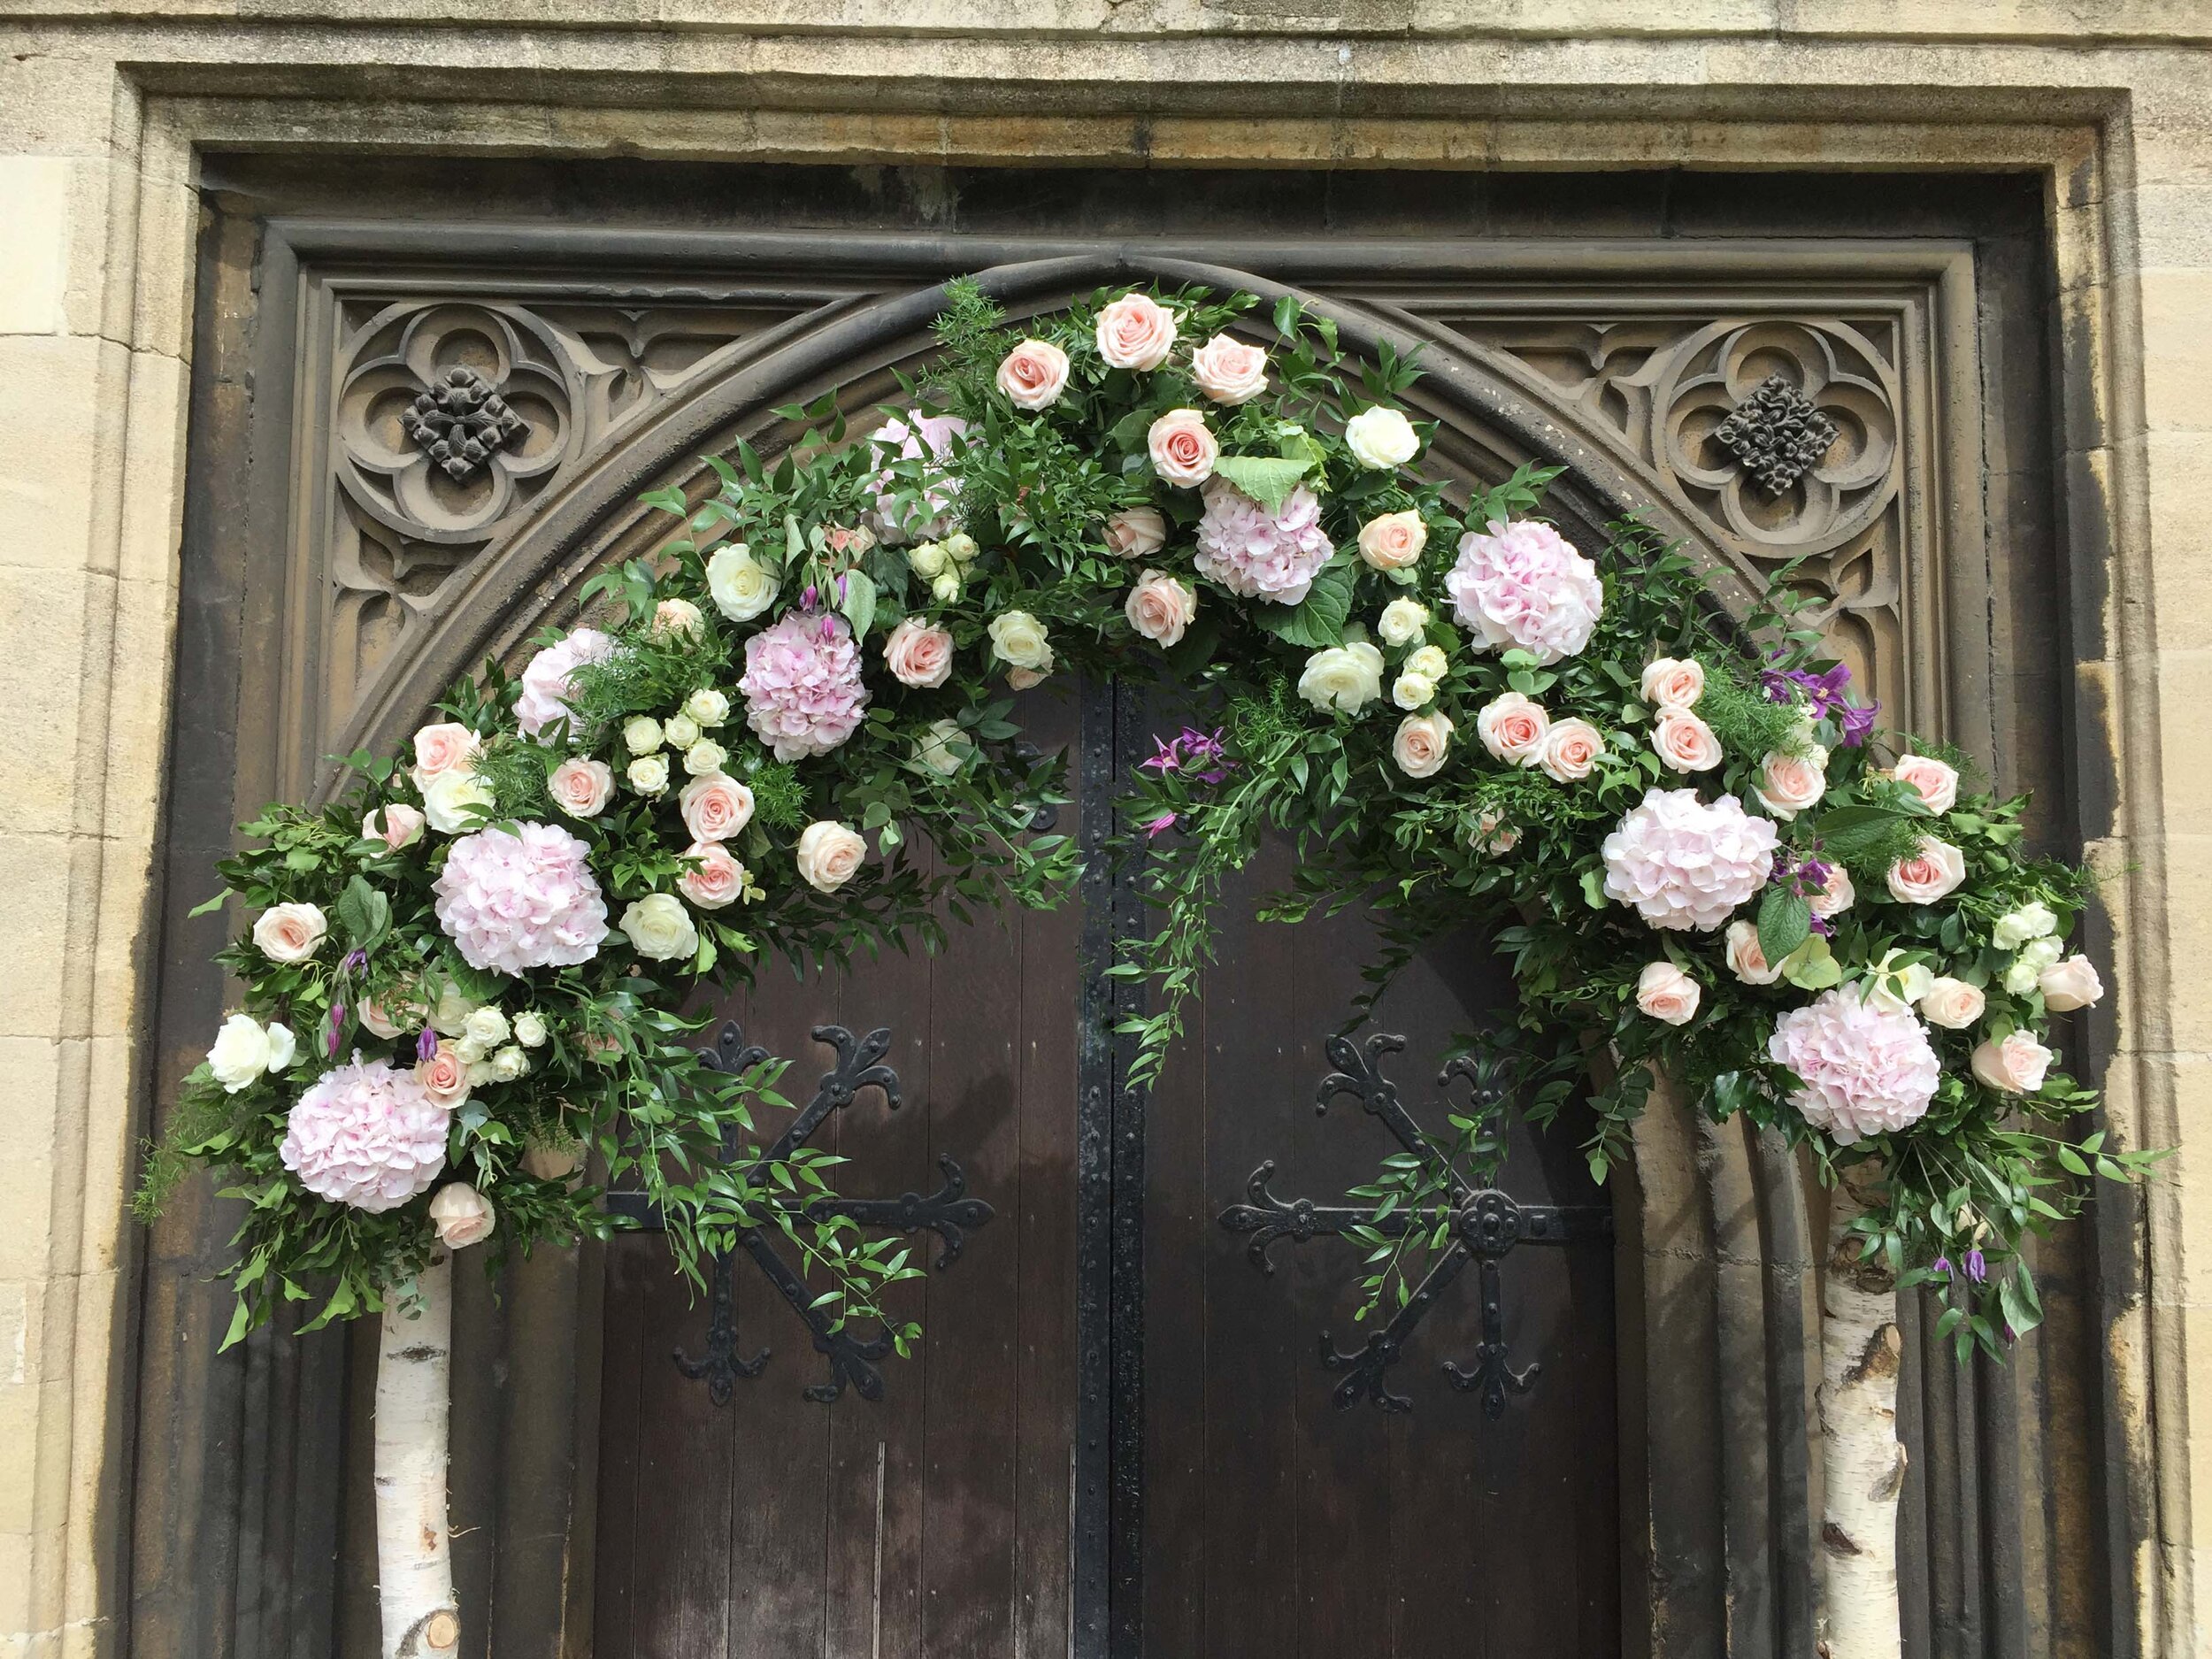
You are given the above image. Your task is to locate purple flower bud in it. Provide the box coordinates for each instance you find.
[325,1002,345,1057]
[1143,811,1178,840]
[1965,1248,1987,1283]
[416,1028,438,1062]
[342,948,367,972]
[1931,1255,1952,1279]
[802,583,819,610]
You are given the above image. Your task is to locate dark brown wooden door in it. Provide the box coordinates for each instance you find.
[591,682,1617,1656]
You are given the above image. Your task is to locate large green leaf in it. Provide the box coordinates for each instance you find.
[1813,802,1910,859]
[1211,455,1313,513]
[1248,555,1354,649]
[1756,887,1811,971]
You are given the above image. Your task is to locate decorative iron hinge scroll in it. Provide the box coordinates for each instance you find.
[606,1021,993,1406]
[1217,1031,1611,1417]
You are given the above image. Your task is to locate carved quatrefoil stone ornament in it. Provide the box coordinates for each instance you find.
[403,365,530,482]
[1712,373,1842,496]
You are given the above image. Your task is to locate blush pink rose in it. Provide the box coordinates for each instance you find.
[680,772,756,843]
[1724,920,1781,986]
[1125,570,1197,647]
[428,1184,496,1248]
[357,994,409,1040]
[416,1039,472,1110]
[253,902,327,964]
[2039,956,2103,1011]
[795,821,867,892]
[1476,692,1550,766]
[549,757,615,819]
[1392,711,1454,779]
[1640,657,1706,710]
[411,721,479,782]
[1971,1030,2054,1094]
[1887,837,1967,904]
[882,617,956,688]
[1754,747,1828,818]
[1652,709,1723,773]
[995,338,1071,411]
[1104,506,1168,559]
[1356,511,1428,572]
[363,803,425,851]
[677,841,747,910]
[1636,962,1701,1025]
[1148,409,1217,488]
[1190,334,1268,404]
[1889,753,1960,815]
[1095,292,1179,371]
[1810,866,1855,918]
[1540,718,1604,783]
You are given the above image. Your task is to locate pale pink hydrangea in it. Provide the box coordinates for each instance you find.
[1601,787,1779,932]
[432,821,610,976]
[1192,479,1336,604]
[512,626,618,738]
[1768,989,1941,1145]
[280,1056,449,1212]
[1445,519,1604,664]
[739,610,871,760]
[866,411,969,543]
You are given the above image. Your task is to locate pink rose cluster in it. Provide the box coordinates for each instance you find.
[1444,519,1604,664]
[512,626,618,738]
[1601,787,1779,932]
[280,1056,450,1211]
[432,821,610,976]
[866,411,968,543]
[1768,988,1941,1145]
[738,611,872,760]
[1192,479,1335,605]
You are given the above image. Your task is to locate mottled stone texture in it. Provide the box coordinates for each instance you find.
[0,5,2203,1656]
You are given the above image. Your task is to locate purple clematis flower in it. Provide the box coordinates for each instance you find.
[1931,1255,1952,1279]
[1762,657,1879,748]
[1965,1248,1987,1284]
[1142,812,1178,840]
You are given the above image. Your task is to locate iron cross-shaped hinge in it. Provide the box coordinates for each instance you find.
[605,1021,993,1407]
[1216,1031,1611,1417]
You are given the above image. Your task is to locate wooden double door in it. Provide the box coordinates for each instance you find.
[592,685,1619,1657]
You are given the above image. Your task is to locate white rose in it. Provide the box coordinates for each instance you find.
[618,892,699,961]
[915,718,972,778]
[1392,673,1435,710]
[1918,977,1986,1029]
[206,1014,296,1093]
[489,1044,530,1082]
[1635,961,1701,1025]
[1864,949,1936,1014]
[908,541,949,580]
[1377,597,1430,648]
[2039,955,2104,1012]
[662,711,702,751]
[626,754,671,796]
[795,821,868,892]
[987,610,1055,672]
[1404,644,1448,680]
[683,687,731,728]
[931,570,964,605]
[511,1010,548,1048]
[251,902,327,964]
[464,1006,511,1051]
[2003,935,2064,994]
[1723,921,1780,987]
[1992,902,2059,950]
[431,981,476,1036]
[1343,406,1419,470]
[623,716,664,756]
[706,544,777,623]
[427,1184,497,1248]
[1391,710,1453,779]
[1297,642,1386,715]
[419,768,494,834]
[684,740,727,777]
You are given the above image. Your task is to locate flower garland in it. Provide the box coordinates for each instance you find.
[143,278,2147,1364]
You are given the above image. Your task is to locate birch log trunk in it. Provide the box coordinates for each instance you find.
[374,1251,462,1659]
[1818,1163,1906,1659]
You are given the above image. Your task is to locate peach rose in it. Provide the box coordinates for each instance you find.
[2039,955,2104,1011]
[1147,409,1217,488]
[1887,837,1967,904]
[678,841,747,910]
[357,995,409,1040]
[1540,718,1604,783]
[883,617,956,688]
[428,1184,496,1248]
[1971,1030,2054,1094]
[1636,961,1702,1025]
[1723,920,1781,986]
[363,803,425,851]
[1392,710,1454,779]
[411,721,478,783]
[652,597,705,642]
[1095,292,1179,371]
[1810,866,1855,918]
[1476,691,1550,766]
[1652,709,1723,773]
[995,338,1071,411]
[1890,753,1960,815]
[1640,657,1706,711]
[1917,977,1985,1029]
[1357,510,1429,572]
[1125,569,1197,647]
[1754,746,1829,819]
[1190,334,1269,404]
[252,902,327,964]
[680,772,756,843]
[795,820,867,893]
[1471,807,1519,855]
[417,1039,471,1110]
[549,757,615,819]
[1104,506,1168,560]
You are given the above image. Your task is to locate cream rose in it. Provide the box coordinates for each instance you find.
[683,740,726,778]
[1887,837,1967,904]
[2003,935,2064,995]
[363,803,426,851]
[411,721,478,783]
[914,718,973,779]
[1343,406,1419,470]
[464,1007,511,1053]
[706,544,777,623]
[549,757,615,819]
[1476,692,1550,766]
[663,712,702,752]
[207,1014,296,1093]
[1991,902,2058,950]
[1357,510,1428,572]
[1104,506,1168,560]
[1094,292,1179,371]
[795,821,867,893]
[684,687,730,728]
[1724,920,1781,986]
[252,902,326,964]
[1125,570,1197,647]
[626,754,670,796]
[1918,977,1986,1029]
[987,610,1054,672]
[1636,961,1702,1025]
[1147,408,1217,488]
[995,338,1071,411]
[1297,642,1385,715]
[883,617,956,688]
[431,982,475,1037]
[1392,674,1435,710]
[1471,807,1519,855]
[1754,745,1829,819]
[623,716,663,756]
[1864,949,1936,1014]
[1405,644,1448,680]
[680,772,755,843]
[420,767,494,833]
[1652,709,1723,773]
[1190,334,1269,404]
[677,841,747,910]
[652,597,705,643]
[1392,710,1454,779]
[1540,718,1605,783]
[428,1184,497,1248]
[1640,657,1706,710]
[416,1040,471,1110]
[1377,597,1429,648]
[489,1045,529,1083]
[511,1010,548,1048]
[1971,1030,2054,1094]
[1890,752,1960,815]
[2039,955,2104,1011]
[619,893,699,961]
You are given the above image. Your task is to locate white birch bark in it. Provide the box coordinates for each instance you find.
[1818,1162,1906,1659]
[374,1251,461,1659]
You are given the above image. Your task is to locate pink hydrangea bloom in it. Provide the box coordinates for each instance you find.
[1445,519,1604,664]
[739,611,871,761]
[280,1055,449,1211]
[432,821,610,975]
[1601,787,1778,932]
[1192,479,1336,604]
[866,411,969,543]
[512,626,618,738]
[1769,989,1940,1145]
